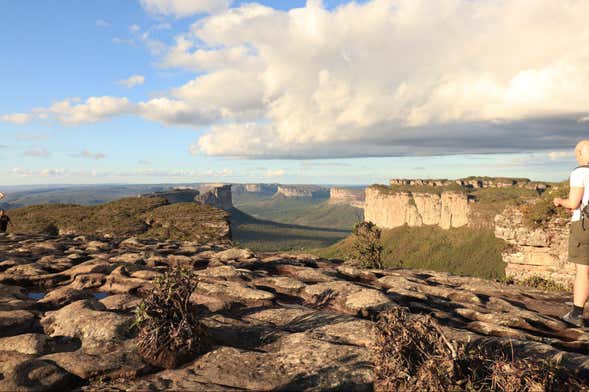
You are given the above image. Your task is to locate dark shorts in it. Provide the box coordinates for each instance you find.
[569,220,589,265]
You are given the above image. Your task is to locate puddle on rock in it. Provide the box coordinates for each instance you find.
[27,292,46,300]
[93,292,110,300]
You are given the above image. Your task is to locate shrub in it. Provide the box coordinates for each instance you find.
[133,266,208,369]
[513,275,571,292]
[349,221,383,269]
[373,308,587,392]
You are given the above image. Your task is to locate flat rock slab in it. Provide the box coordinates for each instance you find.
[2,234,589,390]
[0,310,38,337]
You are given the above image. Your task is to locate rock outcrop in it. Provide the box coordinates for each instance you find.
[7,197,231,243]
[390,177,548,191]
[142,189,200,204]
[1,234,589,390]
[328,188,365,208]
[364,187,470,229]
[196,185,233,210]
[495,205,573,286]
[274,185,329,198]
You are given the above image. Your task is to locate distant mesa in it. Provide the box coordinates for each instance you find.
[232,183,279,196]
[274,185,329,199]
[196,184,233,210]
[142,189,200,204]
[143,184,233,211]
[328,187,365,208]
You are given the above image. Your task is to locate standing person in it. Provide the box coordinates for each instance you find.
[0,209,10,234]
[554,140,589,327]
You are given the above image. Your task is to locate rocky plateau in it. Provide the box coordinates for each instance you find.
[1,233,589,390]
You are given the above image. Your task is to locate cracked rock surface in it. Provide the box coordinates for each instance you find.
[0,233,588,391]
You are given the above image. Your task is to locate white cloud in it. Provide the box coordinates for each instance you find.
[118,75,145,88]
[70,150,107,160]
[3,97,135,125]
[22,147,50,158]
[130,24,141,33]
[548,151,574,161]
[1,113,32,124]
[140,0,232,17]
[265,169,285,178]
[6,0,589,158]
[96,19,111,28]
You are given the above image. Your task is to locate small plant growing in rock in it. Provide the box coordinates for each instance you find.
[133,266,207,369]
[349,221,383,269]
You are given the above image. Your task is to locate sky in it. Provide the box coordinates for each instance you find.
[1,0,588,186]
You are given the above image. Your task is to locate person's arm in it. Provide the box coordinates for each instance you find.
[554,187,584,209]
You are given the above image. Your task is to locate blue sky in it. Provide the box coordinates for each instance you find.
[1,0,587,186]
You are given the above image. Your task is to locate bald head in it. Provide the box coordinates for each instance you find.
[576,140,589,165]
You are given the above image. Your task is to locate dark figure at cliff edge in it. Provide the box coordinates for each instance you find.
[554,140,589,327]
[0,209,10,234]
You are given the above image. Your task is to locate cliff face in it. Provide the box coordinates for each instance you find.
[494,205,572,285]
[364,187,470,229]
[275,185,329,198]
[328,188,365,208]
[197,185,233,210]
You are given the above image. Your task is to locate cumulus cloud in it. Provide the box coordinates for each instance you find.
[140,0,231,17]
[2,97,135,125]
[69,150,107,160]
[5,0,589,158]
[118,75,145,88]
[1,113,32,125]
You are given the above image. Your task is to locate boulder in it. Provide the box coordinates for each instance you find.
[40,299,133,353]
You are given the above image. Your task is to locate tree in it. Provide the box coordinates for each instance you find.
[350,221,383,269]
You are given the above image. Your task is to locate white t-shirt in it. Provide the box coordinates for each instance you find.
[570,166,589,221]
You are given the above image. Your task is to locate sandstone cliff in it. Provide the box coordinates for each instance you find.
[495,205,572,286]
[196,185,233,210]
[274,185,329,198]
[328,187,365,208]
[364,187,470,229]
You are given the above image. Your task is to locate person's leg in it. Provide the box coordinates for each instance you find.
[574,264,589,307]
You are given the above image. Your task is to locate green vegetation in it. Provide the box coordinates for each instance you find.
[469,186,540,227]
[231,208,349,252]
[507,275,571,292]
[521,181,569,227]
[7,197,229,242]
[134,267,208,369]
[349,221,383,268]
[373,183,467,195]
[316,225,506,280]
[234,193,363,230]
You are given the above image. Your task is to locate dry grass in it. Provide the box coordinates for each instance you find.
[133,267,208,369]
[373,308,588,392]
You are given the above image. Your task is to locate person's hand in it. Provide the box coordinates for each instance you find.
[0,192,4,200]
[553,197,562,207]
